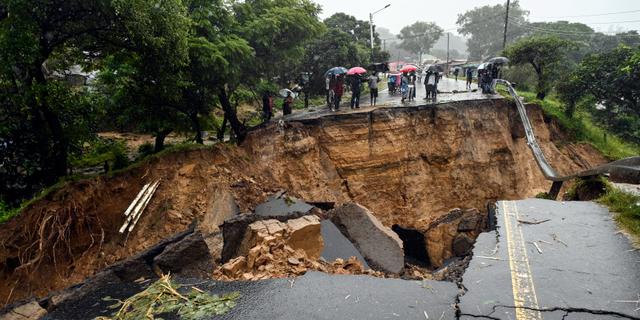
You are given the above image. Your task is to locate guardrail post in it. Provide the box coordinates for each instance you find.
[548,181,563,200]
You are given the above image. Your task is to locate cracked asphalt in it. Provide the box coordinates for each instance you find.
[45,199,640,320]
[460,199,640,320]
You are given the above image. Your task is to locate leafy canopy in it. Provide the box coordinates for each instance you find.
[398,22,443,61]
[504,35,576,100]
[456,0,529,60]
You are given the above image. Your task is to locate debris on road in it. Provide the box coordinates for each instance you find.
[95,274,239,320]
[213,236,382,281]
[517,218,550,225]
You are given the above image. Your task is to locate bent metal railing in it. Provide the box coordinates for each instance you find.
[496,79,640,197]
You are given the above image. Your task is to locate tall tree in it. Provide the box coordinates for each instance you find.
[303,28,364,94]
[398,22,443,63]
[0,0,190,202]
[457,1,528,60]
[558,45,640,142]
[215,0,324,142]
[504,35,576,100]
[323,13,389,63]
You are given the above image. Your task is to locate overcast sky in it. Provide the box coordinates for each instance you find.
[315,0,640,35]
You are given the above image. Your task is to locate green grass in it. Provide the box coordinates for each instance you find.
[598,188,640,241]
[0,201,20,224]
[517,91,640,160]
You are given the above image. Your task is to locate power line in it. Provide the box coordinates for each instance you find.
[509,17,640,37]
[529,9,640,19]
[580,19,640,25]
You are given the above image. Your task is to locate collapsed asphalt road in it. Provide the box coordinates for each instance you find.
[38,198,640,320]
[44,272,459,320]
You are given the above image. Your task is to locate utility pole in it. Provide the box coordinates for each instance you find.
[369,13,375,62]
[369,4,391,63]
[446,32,450,74]
[503,0,511,50]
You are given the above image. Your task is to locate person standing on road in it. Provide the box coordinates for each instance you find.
[325,76,332,107]
[453,68,459,81]
[400,73,409,103]
[466,68,473,90]
[424,70,437,100]
[350,75,362,109]
[282,91,293,116]
[490,64,500,93]
[262,91,273,121]
[409,72,417,100]
[332,74,344,111]
[368,73,380,106]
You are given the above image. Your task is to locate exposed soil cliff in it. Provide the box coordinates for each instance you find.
[0,99,606,305]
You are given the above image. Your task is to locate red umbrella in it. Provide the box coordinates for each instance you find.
[347,67,367,75]
[400,64,418,73]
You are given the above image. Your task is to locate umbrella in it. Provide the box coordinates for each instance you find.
[477,63,487,70]
[400,64,418,73]
[487,56,509,65]
[279,89,296,98]
[347,66,367,75]
[325,67,348,77]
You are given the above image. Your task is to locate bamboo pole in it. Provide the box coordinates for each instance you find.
[128,181,160,233]
[119,180,159,233]
[124,183,151,217]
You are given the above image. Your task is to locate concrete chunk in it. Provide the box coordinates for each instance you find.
[287,215,323,259]
[320,220,369,268]
[328,203,404,274]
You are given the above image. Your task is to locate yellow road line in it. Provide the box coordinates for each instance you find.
[502,201,543,320]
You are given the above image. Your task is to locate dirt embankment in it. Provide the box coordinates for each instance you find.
[0,99,606,305]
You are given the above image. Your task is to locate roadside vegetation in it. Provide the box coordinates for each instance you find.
[599,188,640,243]
[561,177,640,241]
[517,92,640,160]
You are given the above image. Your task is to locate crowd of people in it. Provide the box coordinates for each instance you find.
[262,60,504,120]
[325,72,381,112]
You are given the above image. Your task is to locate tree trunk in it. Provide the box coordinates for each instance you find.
[33,65,68,179]
[154,128,173,152]
[217,114,227,142]
[217,88,247,143]
[190,113,203,144]
[533,63,546,100]
[304,91,309,108]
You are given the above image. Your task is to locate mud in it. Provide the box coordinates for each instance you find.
[0,99,607,306]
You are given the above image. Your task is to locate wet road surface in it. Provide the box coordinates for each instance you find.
[460,199,640,320]
[45,272,459,320]
[286,77,502,122]
[214,271,458,320]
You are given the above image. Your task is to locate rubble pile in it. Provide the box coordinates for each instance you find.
[213,238,383,281]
